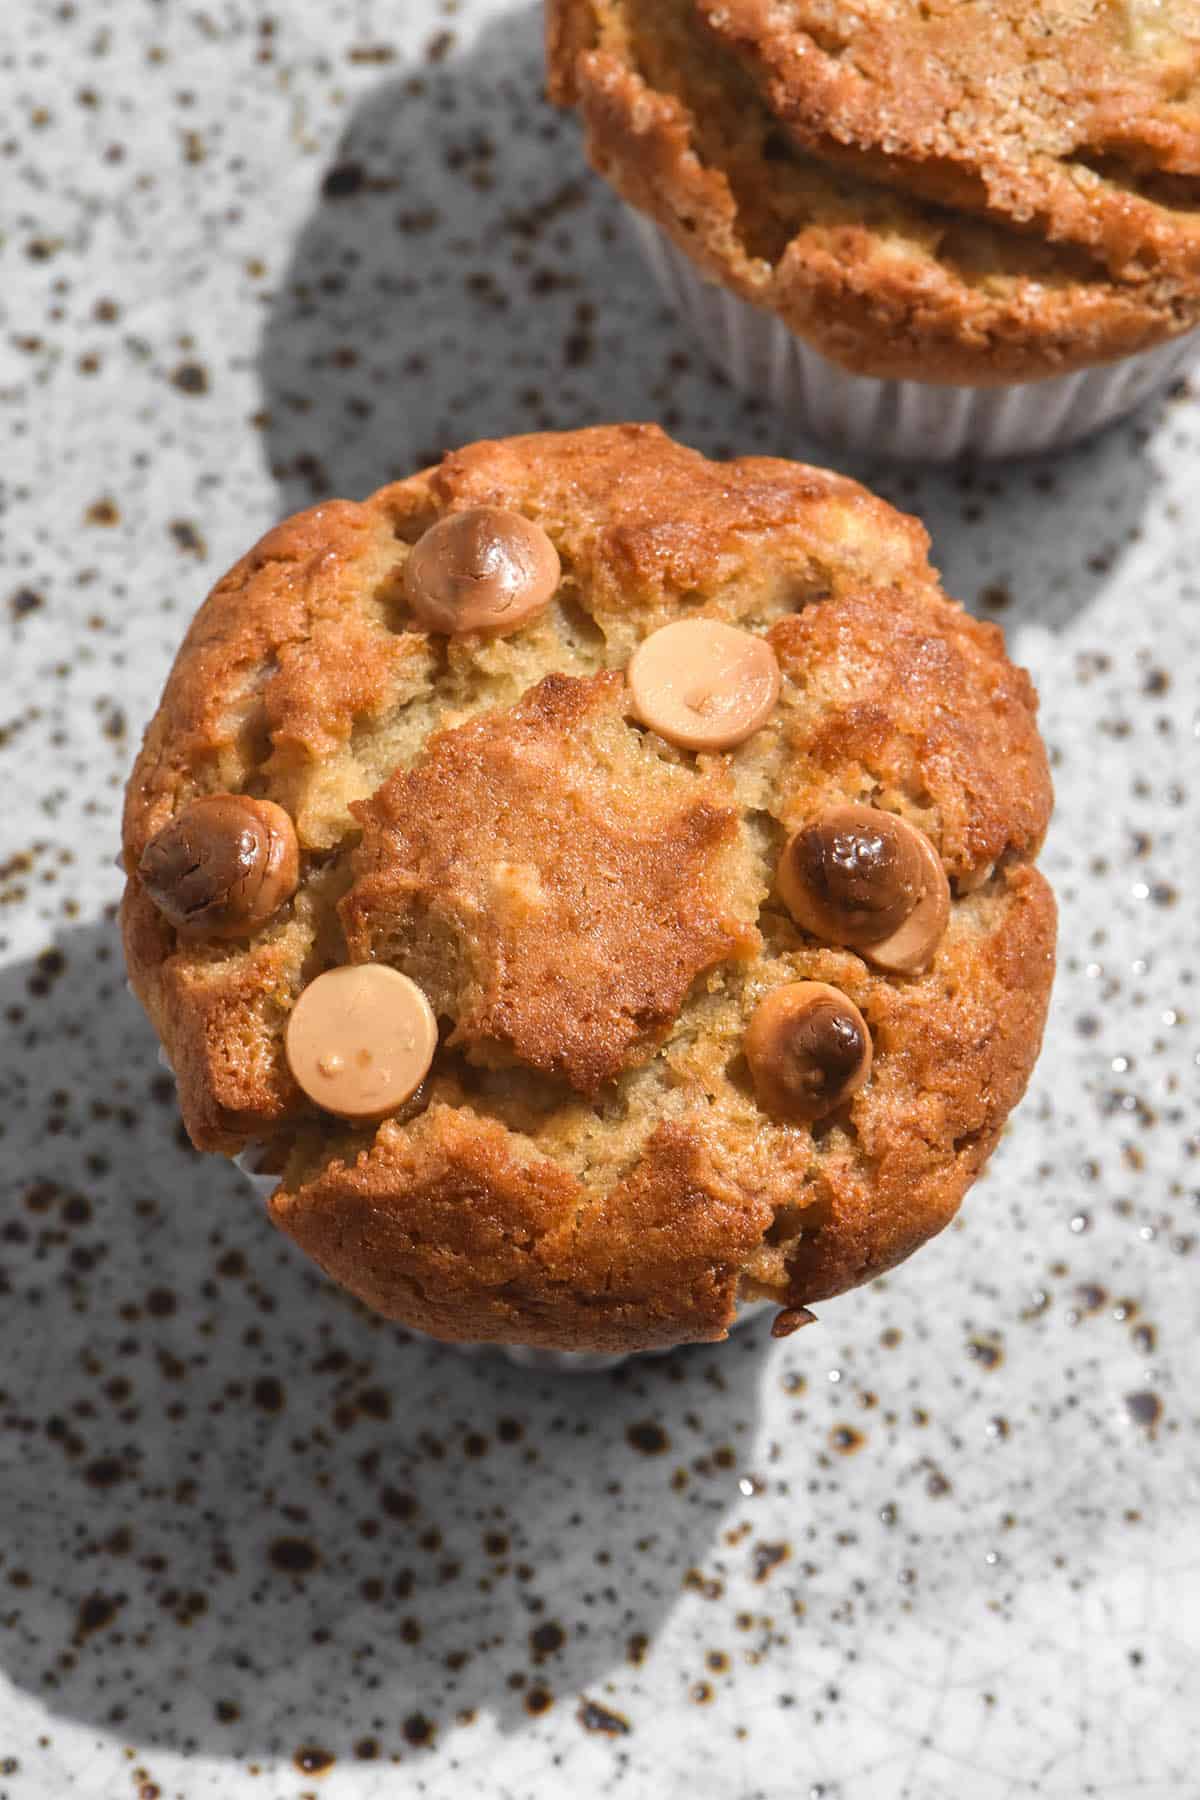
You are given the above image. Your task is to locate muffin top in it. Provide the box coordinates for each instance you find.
[122,425,1056,1352]
[548,0,1200,381]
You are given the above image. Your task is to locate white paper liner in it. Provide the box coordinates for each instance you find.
[235,1152,774,1372]
[632,215,1200,463]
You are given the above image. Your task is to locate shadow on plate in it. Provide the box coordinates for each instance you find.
[0,918,775,1769]
[256,3,763,511]
[256,0,1166,642]
[856,416,1167,638]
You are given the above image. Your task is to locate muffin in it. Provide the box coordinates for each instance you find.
[547,1,1200,459]
[122,424,1056,1364]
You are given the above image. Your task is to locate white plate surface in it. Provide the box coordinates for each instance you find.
[2,4,1197,1796]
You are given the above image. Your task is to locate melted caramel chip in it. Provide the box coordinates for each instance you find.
[628,619,780,752]
[138,795,299,939]
[285,965,438,1121]
[778,806,950,973]
[744,980,872,1124]
[403,507,561,635]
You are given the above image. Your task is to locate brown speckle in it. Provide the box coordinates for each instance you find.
[626,1421,669,1456]
[169,519,207,558]
[293,1746,334,1776]
[169,361,209,395]
[321,161,366,200]
[1124,1391,1162,1432]
[268,1536,320,1574]
[530,1620,565,1658]
[967,1334,1005,1369]
[1073,1283,1108,1316]
[73,1591,122,1643]
[578,1698,631,1735]
[9,588,44,620]
[83,1456,124,1488]
[751,1541,790,1583]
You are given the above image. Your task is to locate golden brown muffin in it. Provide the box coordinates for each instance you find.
[547,0,1200,382]
[122,425,1056,1353]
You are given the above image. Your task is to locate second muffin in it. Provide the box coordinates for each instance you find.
[548,1,1200,458]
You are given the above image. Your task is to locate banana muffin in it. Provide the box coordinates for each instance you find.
[548,1,1200,458]
[122,424,1056,1355]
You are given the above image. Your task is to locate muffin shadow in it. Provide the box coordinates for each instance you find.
[853,416,1168,637]
[255,0,1166,642]
[0,918,777,1767]
[255,3,768,514]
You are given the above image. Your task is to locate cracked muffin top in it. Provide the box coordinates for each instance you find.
[547,0,1200,382]
[122,424,1056,1353]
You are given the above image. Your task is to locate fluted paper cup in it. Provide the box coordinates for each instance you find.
[632,214,1200,463]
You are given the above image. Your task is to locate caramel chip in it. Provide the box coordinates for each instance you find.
[744,980,872,1123]
[403,506,561,635]
[627,619,780,752]
[138,795,299,939]
[285,965,438,1121]
[778,805,950,973]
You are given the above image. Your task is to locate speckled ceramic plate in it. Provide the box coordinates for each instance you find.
[2,4,1198,1797]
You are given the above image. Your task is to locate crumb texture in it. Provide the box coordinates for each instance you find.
[123,426,1056,1350]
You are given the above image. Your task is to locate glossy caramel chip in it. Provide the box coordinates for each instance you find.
[138,795,299,939]
[403,506,561,635]
[778,806,950,974]
[744,980,872,1124]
